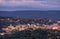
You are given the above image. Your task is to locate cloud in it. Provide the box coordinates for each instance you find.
[0,0,60,10]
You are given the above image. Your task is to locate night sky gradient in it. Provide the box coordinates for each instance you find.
[0,0,60,11]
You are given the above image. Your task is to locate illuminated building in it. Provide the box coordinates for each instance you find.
[8,24,15,30]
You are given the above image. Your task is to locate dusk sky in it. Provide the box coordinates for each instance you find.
[0,0,60,11]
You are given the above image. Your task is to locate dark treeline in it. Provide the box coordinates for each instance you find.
[0,16,57,26]
[0,29,60,39]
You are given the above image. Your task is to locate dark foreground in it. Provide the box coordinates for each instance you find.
[0,29,60,39]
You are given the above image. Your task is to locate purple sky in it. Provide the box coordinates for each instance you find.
[0,0,60,11]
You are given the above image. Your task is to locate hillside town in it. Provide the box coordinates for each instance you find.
[0,16,60,34]
[0,16,60,39]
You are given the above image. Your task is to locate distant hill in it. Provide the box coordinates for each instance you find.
[0,10,60,19]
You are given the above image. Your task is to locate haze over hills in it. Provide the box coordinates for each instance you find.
[0,10,60,19]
